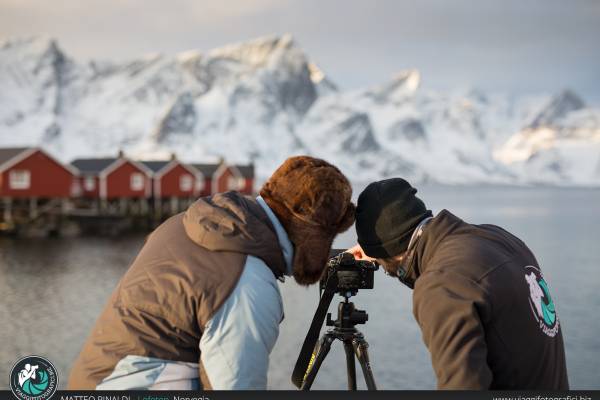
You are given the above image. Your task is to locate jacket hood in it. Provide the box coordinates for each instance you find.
[183,192,287,278]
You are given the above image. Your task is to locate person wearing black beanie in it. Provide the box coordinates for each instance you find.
[347,178,568,390]
[355,178,432,257]
[350,178,432,288]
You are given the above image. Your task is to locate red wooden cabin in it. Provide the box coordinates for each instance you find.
[141,159,202,198]
[212,163,255,195]
[71,155,152,200]
[0,147,78,198]
[234,164,255,195]
[191,163,220,197]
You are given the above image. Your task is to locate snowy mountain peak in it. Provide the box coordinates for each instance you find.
[0,35,71,73]
[308,62,338,95]
[366,69,421,103]
[528,89,585,129]
[1,35,57,54]
[176,49,202,64]
[207,34,301,68]
[2,35,74,73]
[392,69,420,93]
[307,62,326,84]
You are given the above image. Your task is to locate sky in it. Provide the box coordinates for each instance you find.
[1,0,599,103]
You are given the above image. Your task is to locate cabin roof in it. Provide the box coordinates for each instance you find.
[71,158,118,174]
[140,160,171,173]
[0,147,31,166]
[235,164,255,179]
[192,163,220,177]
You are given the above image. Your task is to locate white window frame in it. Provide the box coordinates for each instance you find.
[83,176,96,191]
[179,174,193,192]
[9,170,31,190]
[130,172,145,191]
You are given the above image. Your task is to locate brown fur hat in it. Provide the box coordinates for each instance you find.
[260,156,355,285]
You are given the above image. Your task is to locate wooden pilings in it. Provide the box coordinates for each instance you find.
[0,196,195,237]
[2,197,12,223]
[1,197,14,231]
[29,197,38,219]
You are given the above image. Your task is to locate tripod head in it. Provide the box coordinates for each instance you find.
[326,298,368,329]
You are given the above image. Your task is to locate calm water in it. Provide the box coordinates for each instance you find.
[1,186,599,389]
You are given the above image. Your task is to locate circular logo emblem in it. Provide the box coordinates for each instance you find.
[524,266,559,337]
[10,355,58,400]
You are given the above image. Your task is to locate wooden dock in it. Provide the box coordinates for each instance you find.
[0,196,197,237]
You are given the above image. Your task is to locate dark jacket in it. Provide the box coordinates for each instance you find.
[68,192,288,389]
[407,210,569,389]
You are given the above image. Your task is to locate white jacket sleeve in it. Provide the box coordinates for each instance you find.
[199,255,284,389]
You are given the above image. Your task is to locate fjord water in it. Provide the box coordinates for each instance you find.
[1,186,599,389]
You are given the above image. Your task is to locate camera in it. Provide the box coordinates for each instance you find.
[320,252,379,296]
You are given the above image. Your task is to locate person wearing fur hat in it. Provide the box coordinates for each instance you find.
[68,156,355,390]
[348,178,568,390]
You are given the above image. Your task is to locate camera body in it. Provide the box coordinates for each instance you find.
[320,252,379,296]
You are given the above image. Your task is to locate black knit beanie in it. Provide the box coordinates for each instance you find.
[356,178,432,259]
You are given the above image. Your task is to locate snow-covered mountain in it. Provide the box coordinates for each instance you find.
[494,92,600,185]
[1,34,599,185]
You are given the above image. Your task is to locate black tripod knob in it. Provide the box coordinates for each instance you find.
[326,312,334,326]
[350,309,368,325]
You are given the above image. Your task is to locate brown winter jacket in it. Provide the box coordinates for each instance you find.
[68,192,287,389]
[407,210,569,389]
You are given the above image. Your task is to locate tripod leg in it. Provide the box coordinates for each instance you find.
[353,336,377,390]
[301,334,335,390]
[343,339,357,390]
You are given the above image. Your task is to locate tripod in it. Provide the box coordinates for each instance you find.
[300,295,377,390]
